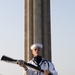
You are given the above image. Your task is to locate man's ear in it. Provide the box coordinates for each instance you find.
[31,50,33,54]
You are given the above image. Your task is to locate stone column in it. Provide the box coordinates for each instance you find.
[24,0,52,62]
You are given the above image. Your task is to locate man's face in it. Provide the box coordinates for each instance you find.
[32,47,41,57]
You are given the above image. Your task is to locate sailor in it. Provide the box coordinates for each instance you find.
[17,43,58,75]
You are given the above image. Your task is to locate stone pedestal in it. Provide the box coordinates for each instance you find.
[24,0,51,62]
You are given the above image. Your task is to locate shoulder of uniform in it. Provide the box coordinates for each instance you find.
[41,59,50,65]
[27,59,33,63]
[48,61,54,65]
[44,60,55,66]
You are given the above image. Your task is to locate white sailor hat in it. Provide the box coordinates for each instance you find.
[30,43,43,50]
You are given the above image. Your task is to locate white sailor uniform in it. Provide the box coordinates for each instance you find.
[24,58,58,75]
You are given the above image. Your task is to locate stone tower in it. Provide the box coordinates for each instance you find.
[24,0,52,62]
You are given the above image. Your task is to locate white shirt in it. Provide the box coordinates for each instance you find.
[24,58,58,75]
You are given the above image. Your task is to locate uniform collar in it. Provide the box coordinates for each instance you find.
[33,56,42,66]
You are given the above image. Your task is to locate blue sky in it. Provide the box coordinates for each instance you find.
[51,0,75,75]
[0,0,24,75]
[0,0,75,75]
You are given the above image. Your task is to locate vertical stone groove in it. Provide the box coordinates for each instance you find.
[25,0,52,62]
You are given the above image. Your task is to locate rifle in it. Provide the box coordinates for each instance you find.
[1,55,52,75]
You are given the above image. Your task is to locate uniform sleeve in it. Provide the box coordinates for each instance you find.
[48,62,58,75]
[23,60,33,75]
[24,68,33,75]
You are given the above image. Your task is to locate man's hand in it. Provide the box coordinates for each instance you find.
[44,70,51,75]
[17,60,28,70]
[17,60,25,67]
